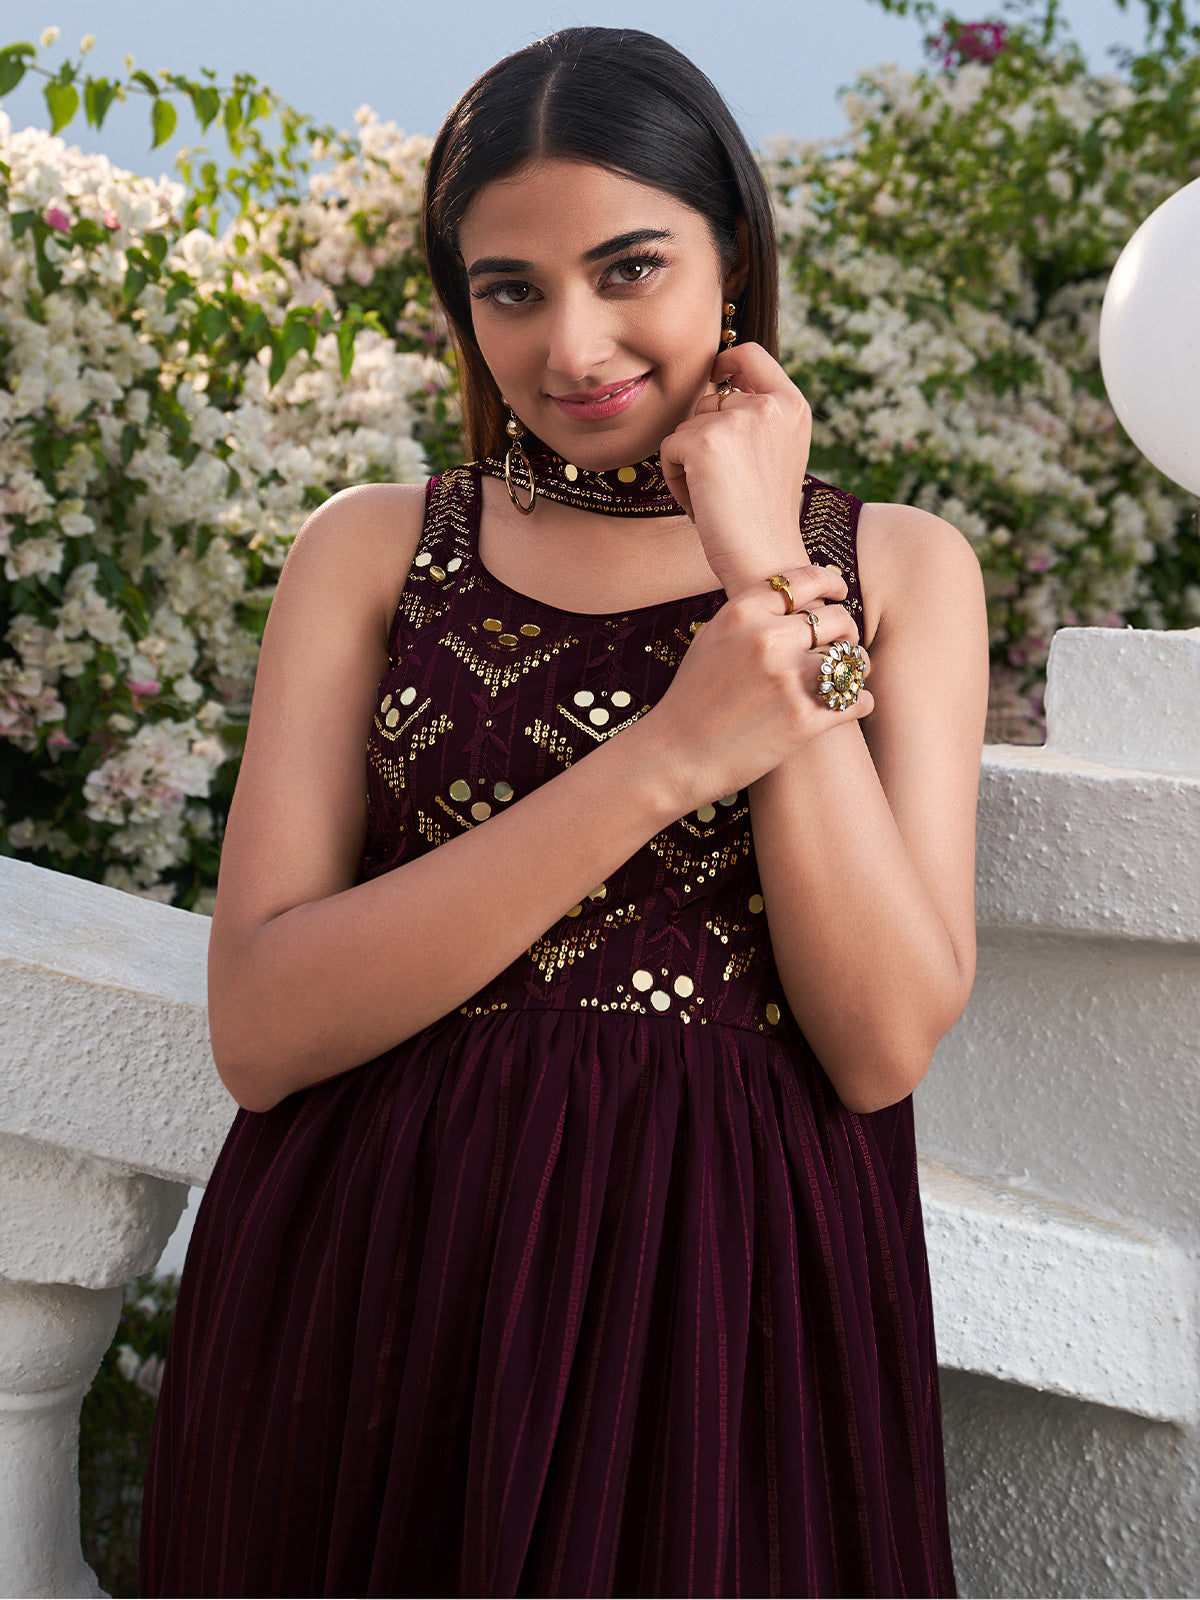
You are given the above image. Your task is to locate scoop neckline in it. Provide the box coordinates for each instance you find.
[465,464,727,622]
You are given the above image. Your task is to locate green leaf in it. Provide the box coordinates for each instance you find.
[188,83,220,129]
[44,79,79,134]
[0,42,35,98]
[131,70,160,96]
[150,97,177,149]
[336,318,357,381]
[84,77,120,129]
[223,93,243,136]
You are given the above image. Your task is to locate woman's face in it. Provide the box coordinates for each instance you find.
[459,158,744,471]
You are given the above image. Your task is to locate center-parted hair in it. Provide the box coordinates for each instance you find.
[422,27,779,458]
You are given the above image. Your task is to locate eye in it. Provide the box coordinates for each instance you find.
[603,251,667,288]
[471,280,539,308]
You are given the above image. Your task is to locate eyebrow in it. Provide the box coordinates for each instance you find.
[465,227,674,279]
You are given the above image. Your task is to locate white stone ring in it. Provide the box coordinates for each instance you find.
[817,641,867,710]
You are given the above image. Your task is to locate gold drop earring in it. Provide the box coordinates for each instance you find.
[501,399,536,515]
[721,301,738,349]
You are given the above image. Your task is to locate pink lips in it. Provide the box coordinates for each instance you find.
[548,373,650,422]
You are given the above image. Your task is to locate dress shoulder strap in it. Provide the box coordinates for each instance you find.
[799,475,864,634]
[386,466,482,656]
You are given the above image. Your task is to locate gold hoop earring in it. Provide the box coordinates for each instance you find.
[501,401,536,515]
[721,300,738,348]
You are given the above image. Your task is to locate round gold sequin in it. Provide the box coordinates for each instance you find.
[494,781,514,802]
[567,904,583,918]
[381,693,393,712]
[611,689,632,708]
[429,566,446,582]
[696,803,716,823]
[765,1003,782,1026]
[449,779,472,802]
[564,463,579,481]
[483,618,503,632]
[617,466,638,483]
[689,619,705,634]
[632,970,654,992]
[589,707,610,727]
[674,976,695,998]
[748,894,765,914]
[470,801,492,822]
[399,686,417,706]
[498,633,519,647]
[718,793,738,807]
[519,623,541,638]
[650,990,671,1011]
[574,690,595,708]
[415,551,432,567]
[588,884,607,901]
[385,708,400,728]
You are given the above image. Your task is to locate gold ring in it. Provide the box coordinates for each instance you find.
[800,609,820,648]
[767,574,795,615]
[817,641,867,711]
[715,379,742,411]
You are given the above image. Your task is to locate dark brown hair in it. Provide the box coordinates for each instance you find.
[422,27,779,459]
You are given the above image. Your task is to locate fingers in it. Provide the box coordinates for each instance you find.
[709,340,789,394]
[759,563,850,615]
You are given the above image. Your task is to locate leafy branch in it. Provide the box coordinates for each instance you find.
[0,33,357,231]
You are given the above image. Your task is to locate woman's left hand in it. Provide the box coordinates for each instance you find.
[659,342,813,598]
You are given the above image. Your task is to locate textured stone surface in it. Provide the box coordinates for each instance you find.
[0,1277,120,1599]
[940,1370,1193,1600]
[1045,625,1200,775]
[0,856,234,1184]
[0,1133,186,1291]
[921,1163,1195,1424]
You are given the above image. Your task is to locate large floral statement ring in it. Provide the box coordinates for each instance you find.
[817,640,867,710]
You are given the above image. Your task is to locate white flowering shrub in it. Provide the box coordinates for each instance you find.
[763,16,1200,738]
[0,106,439,904]
[1,6,1197,899]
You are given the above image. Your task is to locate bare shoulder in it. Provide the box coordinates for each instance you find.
[280,480,428,628]
[856,500,983,644]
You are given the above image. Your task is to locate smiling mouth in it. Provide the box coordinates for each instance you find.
[550,374,650,404]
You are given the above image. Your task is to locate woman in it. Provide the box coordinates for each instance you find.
[142,26,986,1599]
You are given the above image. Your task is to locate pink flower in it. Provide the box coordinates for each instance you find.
[126,678,160,700]
[930,20,1009,70]
[102,209,120,231]
[44,206,71,232]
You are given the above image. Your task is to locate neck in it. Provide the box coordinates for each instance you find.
[477,433,684,519]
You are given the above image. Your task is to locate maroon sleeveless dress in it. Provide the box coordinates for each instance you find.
[142,467,954,1598]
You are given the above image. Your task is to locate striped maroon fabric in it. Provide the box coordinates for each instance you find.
[141,468,955,1597]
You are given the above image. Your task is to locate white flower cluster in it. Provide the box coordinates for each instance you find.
[0,111,436,899]
[762,49,1197,739]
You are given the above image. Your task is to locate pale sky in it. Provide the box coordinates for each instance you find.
[1,0,1145,176]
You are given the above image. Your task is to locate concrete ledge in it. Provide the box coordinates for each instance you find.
[976,748,1200,940]
[0,857,232,1185]
[1045,626,1200,774]
[0,1133,187,1290]
[921,1160,1197,1424]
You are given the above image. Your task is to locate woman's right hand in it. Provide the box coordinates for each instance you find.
[637,563,873,816]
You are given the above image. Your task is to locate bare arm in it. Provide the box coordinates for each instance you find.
[209,485,687,1110]
[747,506,988,1112]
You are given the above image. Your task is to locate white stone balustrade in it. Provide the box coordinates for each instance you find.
[917,625,1200,1597]
[0,863,229,1597]
[0,624,1197,1597]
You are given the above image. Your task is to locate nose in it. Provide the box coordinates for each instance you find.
[543,287,617,383]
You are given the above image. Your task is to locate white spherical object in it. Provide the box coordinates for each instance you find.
[1100,176,1200,496]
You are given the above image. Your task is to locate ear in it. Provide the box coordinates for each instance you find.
[724,216,750,301]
